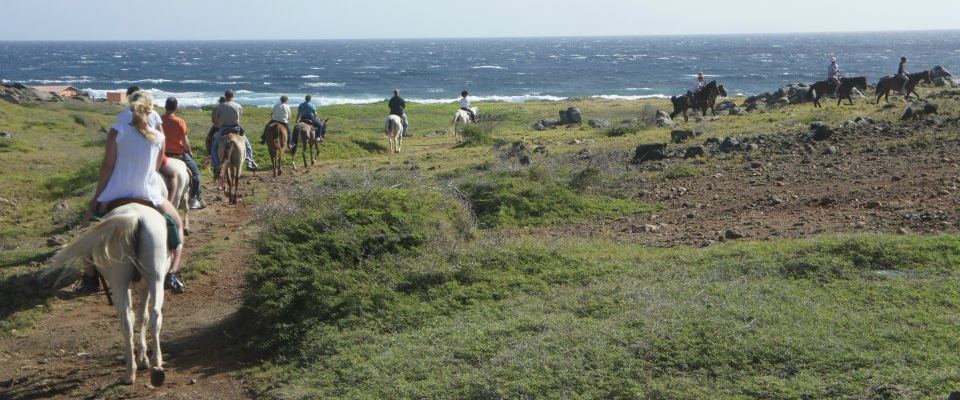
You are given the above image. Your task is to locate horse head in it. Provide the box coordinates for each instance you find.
[317,118,329,142]
[718,84,728,97]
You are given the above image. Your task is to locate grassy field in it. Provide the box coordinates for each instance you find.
[2,90,959,398]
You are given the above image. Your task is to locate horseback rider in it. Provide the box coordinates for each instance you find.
[162,97,204,210]
[896,56,909,91]
[460,91,477,122]
[686,72,706,106]
[293,95,325,152]
[260,95,291,148]
[828,57,842,95]
[210,90,258,171]
[389,89,409,137]
[75,90,186,295]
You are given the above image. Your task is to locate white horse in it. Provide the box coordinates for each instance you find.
[163,158,190,235]
[385,115,404,153]
[451,107,479,144]
[48,204,170,386]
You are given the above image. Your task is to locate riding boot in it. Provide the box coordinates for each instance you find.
[165,272,185,294]
[73,273,100,295]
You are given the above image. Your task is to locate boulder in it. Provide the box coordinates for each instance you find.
[931,65,958,87]
[901,107,915,121]
[532,122,546,131]
[704,137,721,146]
[715,101,737,112]
[655,110,676,127]
[587,119,611,129]
[922,103,939,116]
[632,143,667,164]
[559,107,583,125]
[566,107,582,124]
[533,119,560,131]
[812,124,834,141]
[670,130,700,143]
[728,107,744,116]
[0,131,11,139]
[718,137,740,152]
[684,145,707,159]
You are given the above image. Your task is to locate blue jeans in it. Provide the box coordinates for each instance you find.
[171,153,202,199]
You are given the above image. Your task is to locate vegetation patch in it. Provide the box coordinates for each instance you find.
[455,123,498,148]
[244,233,960,399]
[43,160,100,199]
[458,167,656,228]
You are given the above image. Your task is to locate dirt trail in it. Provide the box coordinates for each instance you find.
[0,169,305,400]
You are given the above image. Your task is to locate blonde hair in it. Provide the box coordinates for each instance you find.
[128,91,157,143]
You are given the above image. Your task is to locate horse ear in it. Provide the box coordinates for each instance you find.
[324,118,330,123]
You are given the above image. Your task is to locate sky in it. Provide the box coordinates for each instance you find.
[2,0,960,40]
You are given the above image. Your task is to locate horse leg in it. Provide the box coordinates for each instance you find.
[112,280,136,385]
[311,143,318,165]
[148,277,165,386]
[134,281,150,370]
[397,134,402,153]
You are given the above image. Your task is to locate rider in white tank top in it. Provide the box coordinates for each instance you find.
[96,121,166,207]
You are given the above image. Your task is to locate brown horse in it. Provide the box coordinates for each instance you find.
[670,81,727,122]
[808,76,868,107]
[291,119,328,171]
[875,70,932,103]
[263,122,288,177]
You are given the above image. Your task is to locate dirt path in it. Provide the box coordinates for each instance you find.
[0,169,304,400]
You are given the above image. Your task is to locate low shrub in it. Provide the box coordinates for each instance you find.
[458,168,655,228]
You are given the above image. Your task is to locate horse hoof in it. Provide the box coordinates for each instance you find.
[150,368,165,386]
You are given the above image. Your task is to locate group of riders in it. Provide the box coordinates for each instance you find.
[71,86,479,298]
[685,56,914,104]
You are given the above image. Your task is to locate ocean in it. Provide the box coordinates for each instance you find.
[2,31,960,107]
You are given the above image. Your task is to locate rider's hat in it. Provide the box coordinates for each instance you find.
[901,56,908,61]
[831,57,837,62]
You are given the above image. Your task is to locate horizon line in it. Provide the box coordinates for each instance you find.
[2,28,958,42]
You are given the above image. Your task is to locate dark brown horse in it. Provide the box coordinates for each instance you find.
[670,81,727,122]
[875,70,932,103]
[807,76,868,107]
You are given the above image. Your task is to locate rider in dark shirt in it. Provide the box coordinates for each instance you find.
[387,89,409,136]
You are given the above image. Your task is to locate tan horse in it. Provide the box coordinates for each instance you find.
[218,132,245,204]
[264,122,288,177]
[875,71,932,103]
[385,115,404,153]
[163,157,191,235]
[47,204,170,386]
[291,119,327,170]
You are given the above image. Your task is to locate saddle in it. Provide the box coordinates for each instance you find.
[102,198,182,251]
[222,125,245,136]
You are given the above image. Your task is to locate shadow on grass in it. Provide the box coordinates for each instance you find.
[351,139,388,154]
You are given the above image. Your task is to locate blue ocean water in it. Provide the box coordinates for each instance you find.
[2,31,959,106]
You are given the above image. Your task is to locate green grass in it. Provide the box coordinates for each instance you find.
[241,173,960,398]
[458,167,657,228]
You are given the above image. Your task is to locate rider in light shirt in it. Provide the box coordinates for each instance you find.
[459,91,476,122]
[828,57,842,95]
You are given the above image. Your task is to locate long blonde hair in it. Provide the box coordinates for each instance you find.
[128,91,158,143]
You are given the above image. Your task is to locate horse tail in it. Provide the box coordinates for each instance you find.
[220,138,234,182]
[45,212,141,285]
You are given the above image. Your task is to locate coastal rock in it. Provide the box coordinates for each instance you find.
[670,130,700,143]
[811,123,834,141]
[0,131,12,139]
[728,107,745,116]
[715,101,737,112]
[533,122,546,131]
[632,143,667,164]
[932,65,959,87]
[587,119,611,129]
[655,110,677,127]
[684,145,707,159]
[901,107,915,121]
[559,107,582,125]
[718,137,740,152]
[0,83,50,104]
